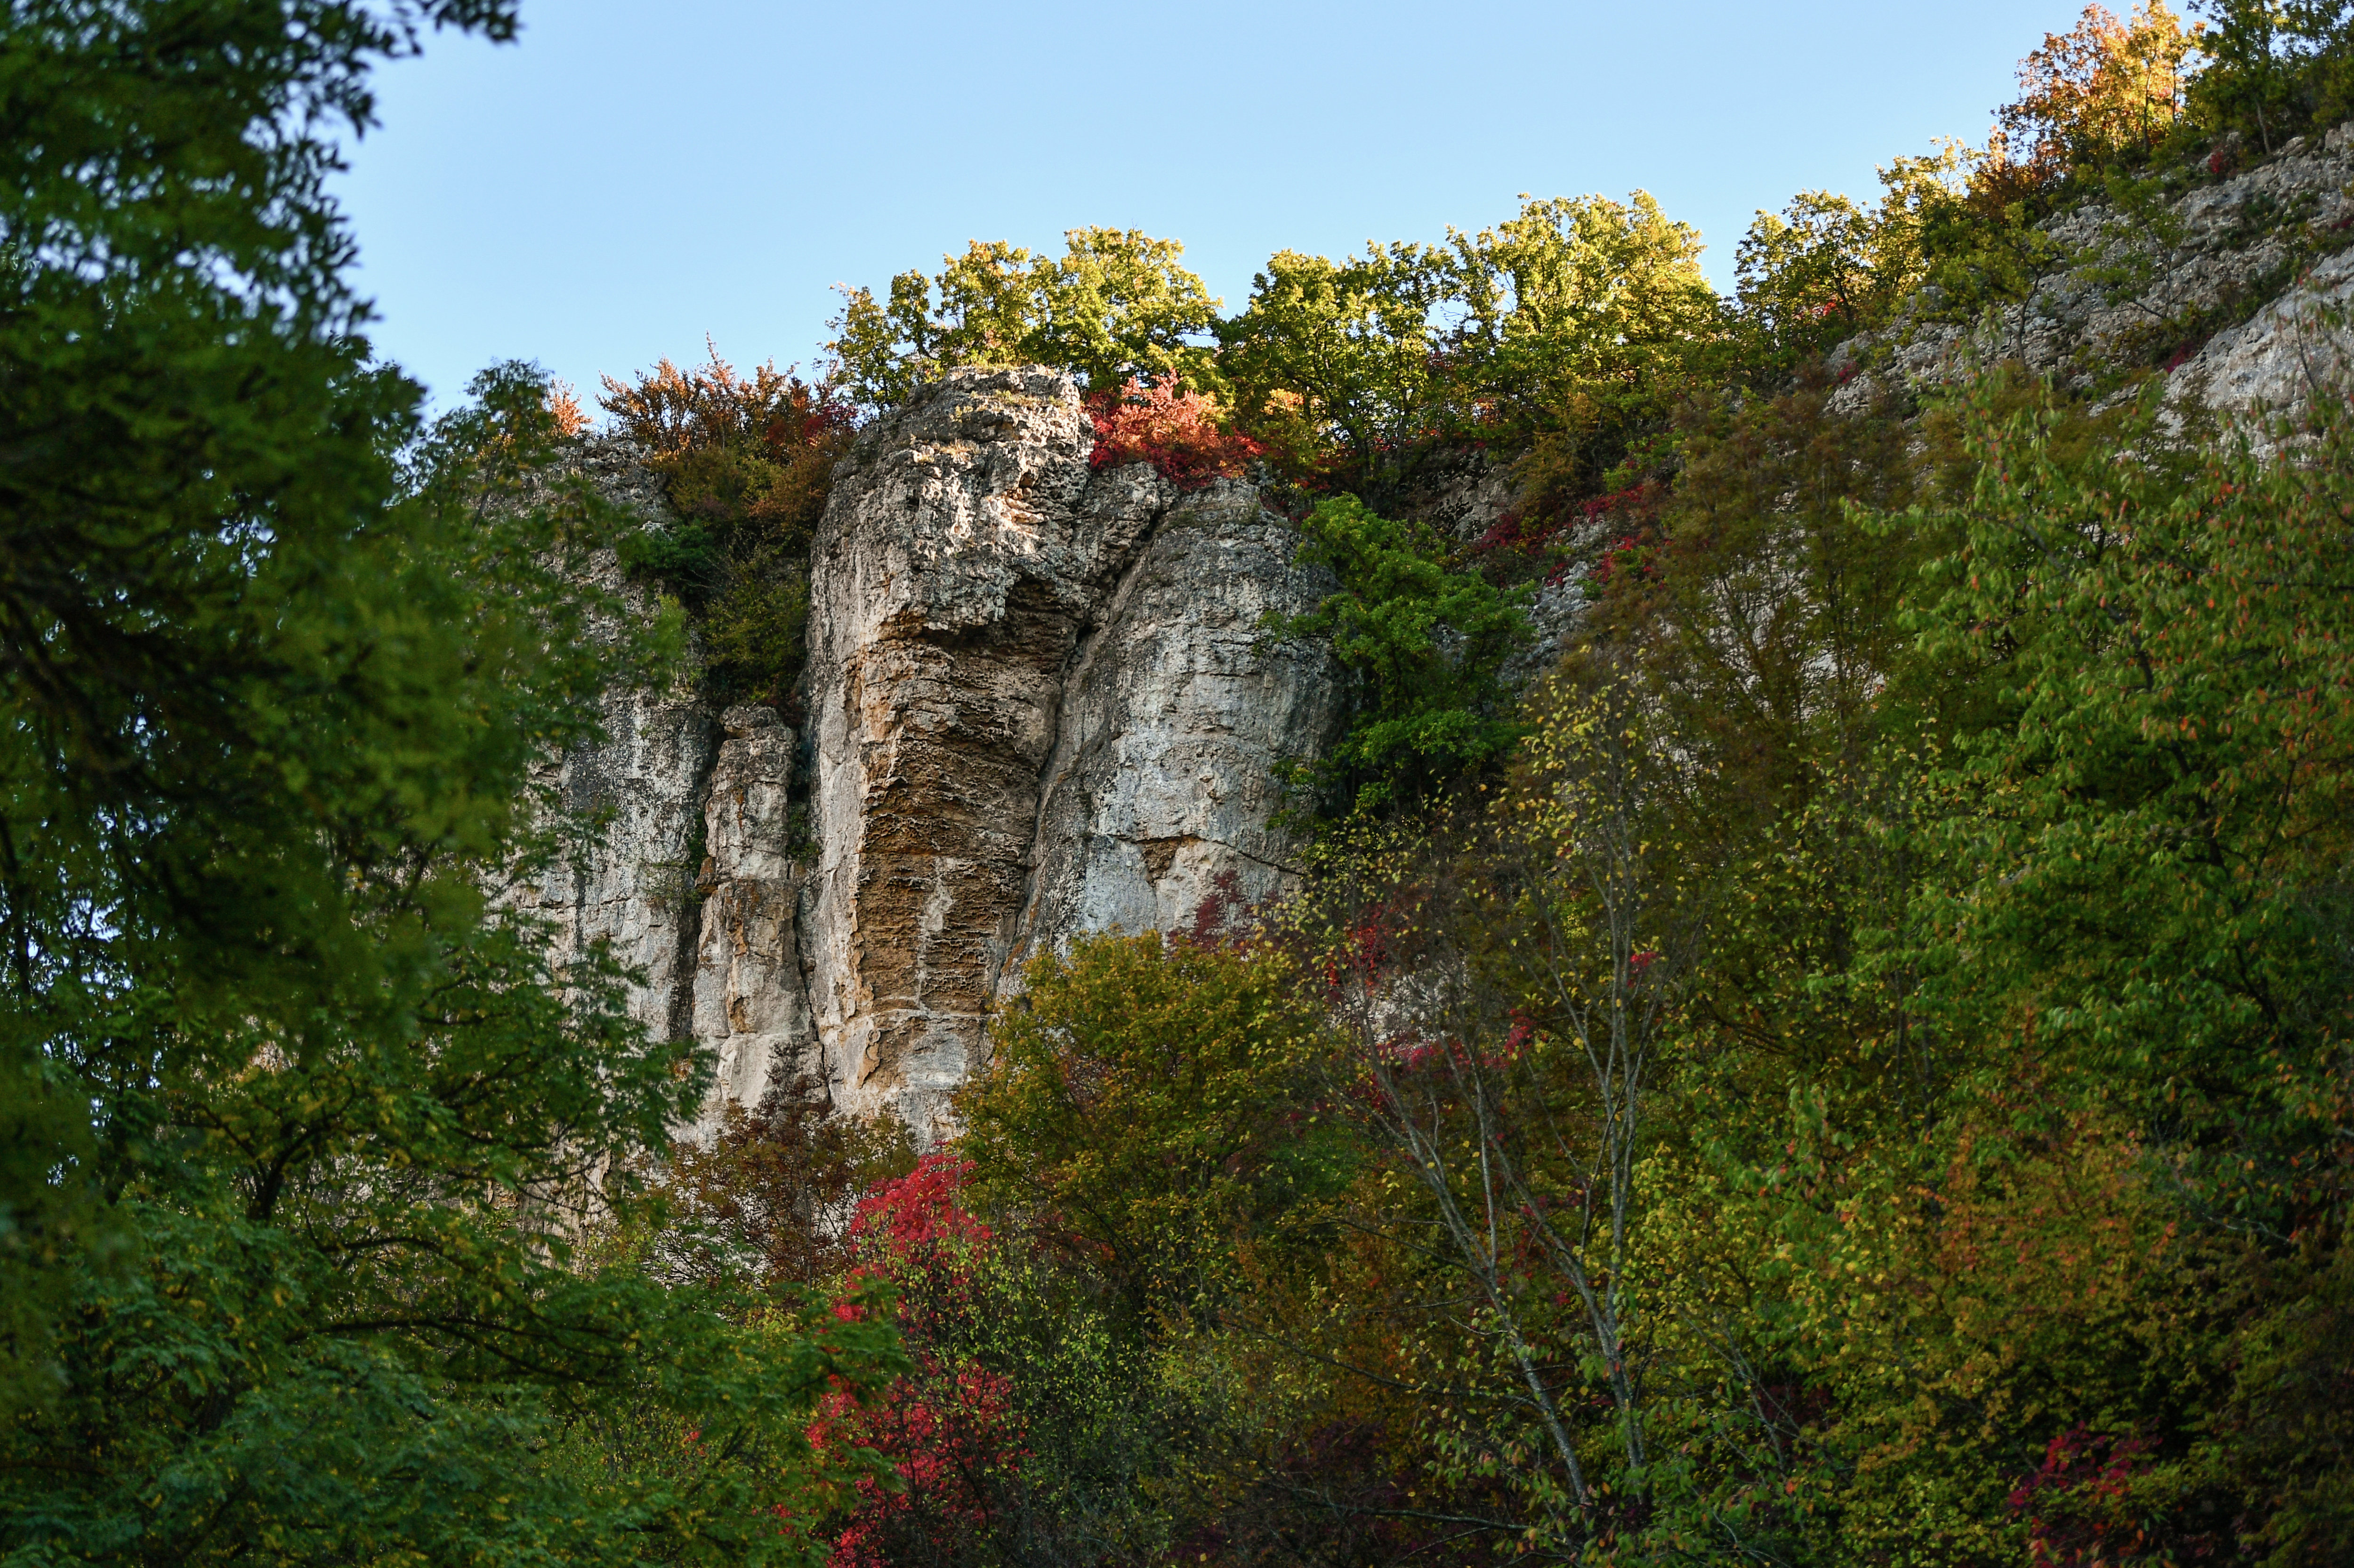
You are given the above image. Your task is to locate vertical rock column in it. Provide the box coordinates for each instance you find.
[689,705,812,1132]
[1008,477,1341,961]
[801,368,1165,1137]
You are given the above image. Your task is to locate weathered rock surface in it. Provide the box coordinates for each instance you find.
[2163,242,2354,430]
[690,705,809,1132]
[1833,120,2354,427]
[1010,476,1343,972]
[797,369,1338,1137]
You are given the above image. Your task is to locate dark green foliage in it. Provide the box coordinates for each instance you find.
[0,4,902,1560]
[1,0,526,1419]
[1266,497,1530,817]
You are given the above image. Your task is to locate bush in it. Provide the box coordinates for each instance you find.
[599,347,855,712]
[1265,497,1530,818]
[1084,377,1264,490]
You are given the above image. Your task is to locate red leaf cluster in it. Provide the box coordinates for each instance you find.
[1472,481,1663,587]
[813,1156,1025,1568]
[1086,378,1263,491]
[2008,1425,2218,1565]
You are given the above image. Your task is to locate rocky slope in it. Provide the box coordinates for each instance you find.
[529,370,1338,1143]
[1835,121,2354,424]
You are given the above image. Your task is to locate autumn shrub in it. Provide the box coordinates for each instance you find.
[600,346,856,712]
[646,1070,913,1298]
[1084,377,1263,490]
[959,931,1342,1305]
[954,928,1469,1568]
[811,1154,1194,1568]
[1987,1,2195,195]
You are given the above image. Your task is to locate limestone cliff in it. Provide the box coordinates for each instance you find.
[540,373,1338,1142]
[542,131,2354,1145]
[802,369,1338,1137]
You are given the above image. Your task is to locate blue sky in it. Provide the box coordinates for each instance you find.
[334,0,2084,409]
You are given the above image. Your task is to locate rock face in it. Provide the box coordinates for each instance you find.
[546,375,1340,1142]
[521,585,717,1061]
[1833,120,2354,427]
[2164,242,2354,432]
[534,126,2354,1145]
[801,369,1338,1138]
[1012,476,1342,972]
[691,705,809,1131]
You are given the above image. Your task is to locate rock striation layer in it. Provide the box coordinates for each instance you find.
[691,704,809,1130]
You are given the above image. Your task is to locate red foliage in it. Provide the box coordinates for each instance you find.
[812,1359,1018,1568]
[1184,867,1249,948]
[1086,378,1263,491]
[2008,1425,2220,1565]
[846,1154,993,1270]
[814,1156,1025,1568]
[1472,481,1663,587]
[1589,532,1666,589]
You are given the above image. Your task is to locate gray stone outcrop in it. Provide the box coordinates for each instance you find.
[538,375,1339,1144]
[1832,121,2354,428]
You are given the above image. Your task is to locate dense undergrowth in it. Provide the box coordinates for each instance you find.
[9,1,2354,1565]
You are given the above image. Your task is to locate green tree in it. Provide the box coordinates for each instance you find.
[1734,189,1927,367]
[1218,195,1721,494]
[1267,497,1529,817]
[959,932,1337,1307]
[0,3,901,1560]
[1448,193,1722,467]
[2188,0,2354,153]
[828,228,1219,407]
[1217,242,1456,484]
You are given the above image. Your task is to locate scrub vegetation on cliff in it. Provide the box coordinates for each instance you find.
[8,1,2354,1567]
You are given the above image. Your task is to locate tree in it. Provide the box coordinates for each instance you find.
[1994,2,2194,181]
[1735,189,1927,365]
[1266,497,1530,818]
[1895,387,2354,1560]
[2188,0,2354,154]
[3,0,530,1421]
[959,931,1338,1306]
[828,229,1219,407]
[1217,196,1720,496]
[1447,193,1722,473]
[1217,242,1457,486]
[0,4,901,1560]
[1291,668,1712,1560]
